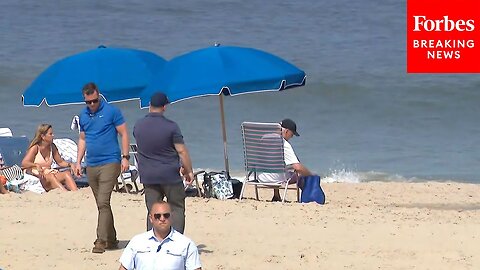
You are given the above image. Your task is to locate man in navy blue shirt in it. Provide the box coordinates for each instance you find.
[133,92,194,234]
[74,82,130,254]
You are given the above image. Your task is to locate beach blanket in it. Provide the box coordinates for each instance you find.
[22,174,46,194]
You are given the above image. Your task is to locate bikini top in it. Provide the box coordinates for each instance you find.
[34,145,53,169]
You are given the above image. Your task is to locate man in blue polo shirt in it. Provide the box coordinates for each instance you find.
[133,92,194,234]
[74,82,130,254]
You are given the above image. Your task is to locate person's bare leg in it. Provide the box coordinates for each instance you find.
[273,174,298,201]
[0,184,9,194]
[57,171,78,191]
[272,188,281,201]
[45,174,67,191]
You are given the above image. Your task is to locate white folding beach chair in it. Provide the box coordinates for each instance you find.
[239,122,299,203]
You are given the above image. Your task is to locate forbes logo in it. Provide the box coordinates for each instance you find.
[413,16,475,32]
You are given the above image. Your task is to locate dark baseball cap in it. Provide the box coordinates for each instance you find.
[150,92,170,107]
[280,118,299,136]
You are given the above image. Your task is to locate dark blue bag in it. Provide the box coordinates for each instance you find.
[300,175,325,204]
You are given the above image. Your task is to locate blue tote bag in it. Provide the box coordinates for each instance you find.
[300,175,325,204]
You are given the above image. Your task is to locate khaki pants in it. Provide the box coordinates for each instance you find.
[144,182,186,233]
[87,163,120,242]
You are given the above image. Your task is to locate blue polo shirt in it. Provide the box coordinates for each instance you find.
[79,99,125,166]
[133,113,184,184]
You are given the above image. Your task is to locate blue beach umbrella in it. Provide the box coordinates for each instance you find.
[22,45,166,107]
[140,44,306,175]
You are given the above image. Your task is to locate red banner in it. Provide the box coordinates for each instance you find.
[407,0,480,73]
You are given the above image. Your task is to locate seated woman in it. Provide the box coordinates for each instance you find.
[22,124,78,191]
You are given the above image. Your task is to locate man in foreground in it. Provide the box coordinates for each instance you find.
[133,92,194,233]
[74,82,130,253]
[119,201,202,270]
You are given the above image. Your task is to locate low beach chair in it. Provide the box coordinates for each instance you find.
[0,136,29,166]
[53,138,89,188]
[53,138,79,165]
[239,122,299,203]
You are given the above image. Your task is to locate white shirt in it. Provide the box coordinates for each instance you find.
[119,228,201,270]
[257,139,299,183]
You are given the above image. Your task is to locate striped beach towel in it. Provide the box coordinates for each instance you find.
[0,164,24,181]
[0,164,27,193]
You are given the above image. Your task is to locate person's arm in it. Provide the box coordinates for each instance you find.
[115,123,130,173]
[185,241,202,270]
[52,143,73,168]
[175,143,194,185]
[291,163,312,176]
[21,146,43,174]
[118,239,135,270]
[283,140,311,176]
[75,131,86,177]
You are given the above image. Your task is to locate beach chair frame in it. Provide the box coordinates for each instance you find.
[120,144,203,196]
[116,144,142,194]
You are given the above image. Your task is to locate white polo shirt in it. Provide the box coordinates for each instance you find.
[119,228,201,270]
[257,139,300,183]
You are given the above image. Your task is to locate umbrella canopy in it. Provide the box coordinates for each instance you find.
[22,45,166,107]
[140,45,306,175]
[140,45,305,106]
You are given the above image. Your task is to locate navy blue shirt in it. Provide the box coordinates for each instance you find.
[79,99,125,166]
[133,113,185,184]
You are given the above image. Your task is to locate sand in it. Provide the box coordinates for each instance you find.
[1,181,480,270]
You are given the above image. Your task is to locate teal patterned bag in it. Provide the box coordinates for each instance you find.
[203,172,233,200]
[211,173,233,200]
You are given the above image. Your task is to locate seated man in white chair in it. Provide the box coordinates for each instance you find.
[258,119,312,202]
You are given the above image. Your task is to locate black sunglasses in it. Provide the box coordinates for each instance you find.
[85,98,99,105]
[153,213,171,220]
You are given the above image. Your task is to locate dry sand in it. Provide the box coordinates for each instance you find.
[1,182,480,270]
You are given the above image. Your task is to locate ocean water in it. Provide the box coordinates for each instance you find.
[1,0,480,183]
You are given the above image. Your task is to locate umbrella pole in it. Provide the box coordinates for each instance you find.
[219,94,230,177]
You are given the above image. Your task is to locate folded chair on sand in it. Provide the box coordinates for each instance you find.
[239,122,299,203]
